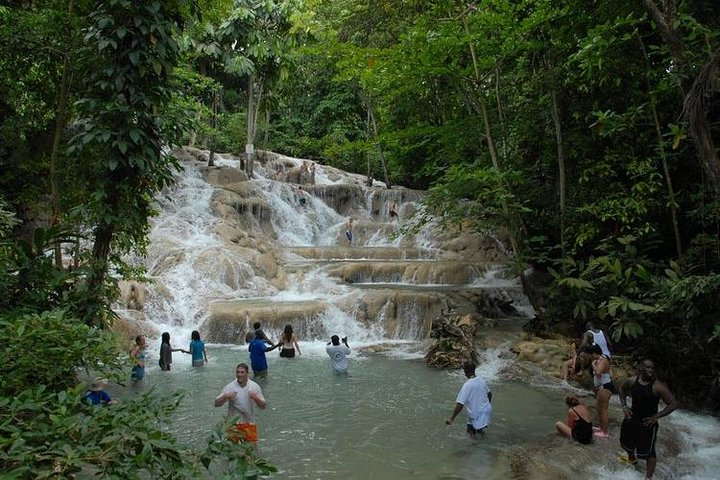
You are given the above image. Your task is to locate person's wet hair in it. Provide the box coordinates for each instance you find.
[191,330,200,341]
[161,332,170,343]
[565,395,580,407]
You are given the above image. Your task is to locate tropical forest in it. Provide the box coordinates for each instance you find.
[1,0,720,478]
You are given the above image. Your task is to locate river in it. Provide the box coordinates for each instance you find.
[114,149,720,479]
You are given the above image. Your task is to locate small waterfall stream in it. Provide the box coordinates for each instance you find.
[117,150,719,480]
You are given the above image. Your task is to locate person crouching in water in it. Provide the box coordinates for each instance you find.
[555,394,593,444]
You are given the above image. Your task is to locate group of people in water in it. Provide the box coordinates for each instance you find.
[94,318,689,478]
[215,323,351,448]
[121,322,353,449]
[129,329,208,380]
[554,322,678,479]
[442,322,685,480]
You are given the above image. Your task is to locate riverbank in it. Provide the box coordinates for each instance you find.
[494,334,720,480]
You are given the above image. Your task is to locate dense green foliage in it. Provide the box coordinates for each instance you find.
[0,312,276,478]
[0,0,275,477]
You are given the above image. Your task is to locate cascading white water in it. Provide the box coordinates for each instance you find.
[118,150,720,480]
[138,151,516,347]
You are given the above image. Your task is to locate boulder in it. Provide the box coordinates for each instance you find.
[425,312,480,368]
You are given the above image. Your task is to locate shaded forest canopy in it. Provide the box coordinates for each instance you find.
[1,3,720,474]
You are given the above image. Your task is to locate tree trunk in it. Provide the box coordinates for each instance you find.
[463,17,500,170]
[651,100,683,256]
[462,15,519,255]
[81,220,114,328]
[245,74,256,178]
[641,0,685,77]
[550,88,566,258]
[637,35,684,255]
[683,47,720,192]
[189,111,200,147]
[49,0,75,268]
[366,109,373,186]
[50,52,73,267]
[494,65,508,160]
[263,108,270,146]
[368,106,391,189]
[208,90,217,167]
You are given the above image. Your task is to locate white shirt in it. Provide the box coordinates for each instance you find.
[588,329,612,357]
[221,379,264,422]
[326,344,351,374]
[456,375,493,430]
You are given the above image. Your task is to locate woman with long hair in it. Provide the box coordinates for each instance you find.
[279,324,301,358]
[159,332,188,371]
[189,330,208,366]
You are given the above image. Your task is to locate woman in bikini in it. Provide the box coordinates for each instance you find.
[555,394,593,444]
[279,324,301,358]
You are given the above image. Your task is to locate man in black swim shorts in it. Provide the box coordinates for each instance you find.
[618,359,677,479]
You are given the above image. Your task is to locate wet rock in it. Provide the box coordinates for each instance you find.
[511,336,632,386]
[117,280,145,310]
[112,311,158,345]
[199,164,248,186]
[425,312,480,368]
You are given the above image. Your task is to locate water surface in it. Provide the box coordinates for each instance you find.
[125,343,560,479]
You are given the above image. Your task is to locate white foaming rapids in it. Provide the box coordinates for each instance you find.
[134,151,530,356]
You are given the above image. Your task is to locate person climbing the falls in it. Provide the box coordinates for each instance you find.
[296,186,307,208]
[388,202,398,221]
[446,360,493,439]
[189,330,208,367]
[214,363,267,449]
[580,321,612,358]
[159,331,188,371]
[279,324,301,358]
[345,217,353,246]
[130,335,147,381]
[253,321,273,346]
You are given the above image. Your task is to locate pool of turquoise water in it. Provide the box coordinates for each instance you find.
[119,343,563,479]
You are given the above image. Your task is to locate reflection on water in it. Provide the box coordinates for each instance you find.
[121,344,560,479]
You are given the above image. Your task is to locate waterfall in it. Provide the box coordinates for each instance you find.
[116,149,720,480]
[130,149,528,349]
